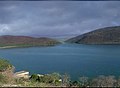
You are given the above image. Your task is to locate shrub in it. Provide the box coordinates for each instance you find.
[30,73,62,86]
[30,74,40,82]
[0,59,12,72]
[0,73,7,84]
[91,75,116,87]
[62,73,71,86]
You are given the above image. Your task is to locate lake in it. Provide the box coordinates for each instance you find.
[0,44,120,80]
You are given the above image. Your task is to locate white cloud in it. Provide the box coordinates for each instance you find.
[0,24,10,33]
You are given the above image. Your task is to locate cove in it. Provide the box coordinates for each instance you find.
[0,44,120,80]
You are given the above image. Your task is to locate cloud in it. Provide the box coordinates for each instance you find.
[0,24,10,33]
[0,1,120,38]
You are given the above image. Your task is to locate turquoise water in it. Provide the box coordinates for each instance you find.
[0,44,120,80]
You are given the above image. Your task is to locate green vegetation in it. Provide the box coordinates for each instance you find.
[28,74,120,87]
[0,59,12,72]
[30,73,62,86]
[0,59,14,86]
[1,58,120,87]
[21,73,120,87]
[0,74,7,84]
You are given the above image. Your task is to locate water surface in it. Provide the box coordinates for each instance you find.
[0,44,120,80]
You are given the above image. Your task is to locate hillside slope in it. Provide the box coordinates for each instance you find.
[66,26,120,44]
[0,35,60,48]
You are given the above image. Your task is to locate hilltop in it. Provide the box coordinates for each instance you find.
[66,26,120,44]
[0,35,60,48]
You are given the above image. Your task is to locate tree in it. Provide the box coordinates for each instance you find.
[79,76,89,87]
[30,74,40,82]
[50,72,61,86]
[30,73,62,86]
[70,80,80,87]
[91,75,116,87]
[62,73,71,86]
[42,72,61,85]
[116,76,120,87]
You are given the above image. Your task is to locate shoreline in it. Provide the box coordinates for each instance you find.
[0,44,59,49]
[0,46,18,49]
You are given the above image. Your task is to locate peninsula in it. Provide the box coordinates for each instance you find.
[66,26,120,44]
[0,35,60,48]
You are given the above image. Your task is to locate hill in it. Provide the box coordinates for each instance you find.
[0,35,60,48]
[66,26,120,44]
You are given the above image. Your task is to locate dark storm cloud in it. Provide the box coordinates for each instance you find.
[0,1,120,38]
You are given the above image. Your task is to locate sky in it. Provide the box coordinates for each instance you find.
[0,1,120,38]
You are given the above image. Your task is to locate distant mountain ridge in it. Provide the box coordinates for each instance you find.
[66,26,120,44]
[0,35,60,48]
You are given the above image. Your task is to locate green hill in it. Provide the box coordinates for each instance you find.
[66,26,120,44]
